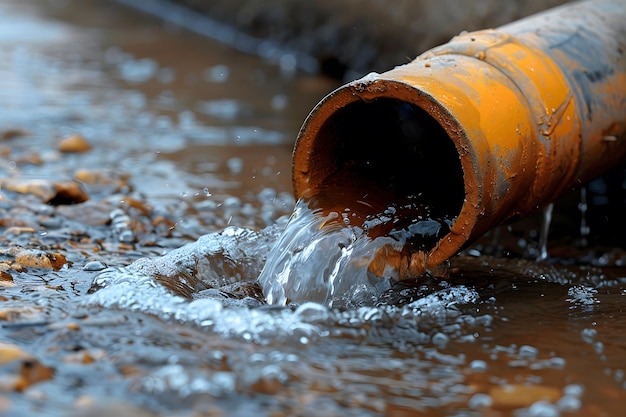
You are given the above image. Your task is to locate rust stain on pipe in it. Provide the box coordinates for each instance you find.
[292,0,626,277]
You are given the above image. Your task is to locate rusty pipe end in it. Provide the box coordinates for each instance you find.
[292,72,482,273]
[292,0,626,277]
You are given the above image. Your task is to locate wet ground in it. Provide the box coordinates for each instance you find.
[0,1,625,416]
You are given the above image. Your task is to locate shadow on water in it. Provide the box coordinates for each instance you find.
[0,0,625,416]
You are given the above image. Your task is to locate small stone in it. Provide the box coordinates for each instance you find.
[2,227,36,236]
[0,271,13,287]
[74,169,129,191]
[1,129,29,140]
[58,134,91,153]
[14,249,67,271]
[0,179,56,201]
[0,179,88,204]
[490,384,561,408]
[14,359,54,392]
[0,343,28,365]
[66,322,80,331]
[0,306,43,322]
[49,181,89,205]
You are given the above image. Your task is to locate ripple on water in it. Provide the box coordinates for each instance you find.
[86,223,485,349]
[83,212,626,415]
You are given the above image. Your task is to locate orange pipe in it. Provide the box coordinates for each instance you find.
[291,0,626,277]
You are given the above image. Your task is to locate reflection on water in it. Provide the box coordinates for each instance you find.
[0,1,625,416]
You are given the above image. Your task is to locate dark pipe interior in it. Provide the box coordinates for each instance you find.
[310,98,465,238]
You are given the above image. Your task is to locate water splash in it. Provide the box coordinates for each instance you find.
[258,200,393,307]
[86,258,480,347]
[537,202,554,261]
[257,191,455,307]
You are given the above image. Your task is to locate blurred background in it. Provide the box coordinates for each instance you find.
[126,0,571,80]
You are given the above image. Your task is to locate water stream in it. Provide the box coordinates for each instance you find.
[258,187,454,307]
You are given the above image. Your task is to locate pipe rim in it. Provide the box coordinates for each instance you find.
[292,75,481,271]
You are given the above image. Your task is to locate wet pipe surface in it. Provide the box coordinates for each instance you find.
[0,0,625,416]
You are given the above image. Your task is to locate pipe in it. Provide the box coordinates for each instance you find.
[291,0,626,279]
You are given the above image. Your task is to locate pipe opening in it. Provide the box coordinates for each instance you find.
[301,97,465,252]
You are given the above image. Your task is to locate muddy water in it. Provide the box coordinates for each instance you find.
[0,1,625,416]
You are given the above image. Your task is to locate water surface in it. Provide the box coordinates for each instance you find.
[0,1,625,416]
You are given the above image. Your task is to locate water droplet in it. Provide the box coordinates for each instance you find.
[528,400,559,417]
[468,393,493,409]
[469,359,488,372]
[83,261,107,271]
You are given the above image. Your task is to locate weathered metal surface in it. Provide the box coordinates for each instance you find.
[292,0,626,274]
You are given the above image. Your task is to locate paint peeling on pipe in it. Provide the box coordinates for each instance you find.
[291,0,626,276]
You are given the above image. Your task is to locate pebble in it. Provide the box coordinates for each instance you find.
[14,249,67,270]
[14,359,55,392]
[489,384,561,408]
[0,179,88,204]
[74,168,129,189]
[2,226,36,236]
[66,322,80,331]
[58,134,92,153]
[0,271,14,287]
[0,343,53,392]
[1,128,30,140]
[49,181,89,204]
[0,178,57,201]
[0,343,29,365]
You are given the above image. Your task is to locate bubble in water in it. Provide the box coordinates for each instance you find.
[519,345,539,359]
[198,99,244,120]
[562,384,584,397]
[469,359,488,372]
[204,64,230,83]
[527,400,560,417]
[118,57,158,83]
[227,157,243,174]
[271,94,288,110]
[557,395,581,412]
[468,393,493,409]
[293,302,330,324]
[431,332,449,349]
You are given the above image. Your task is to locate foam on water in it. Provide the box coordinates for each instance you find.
[85,222,481,345]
